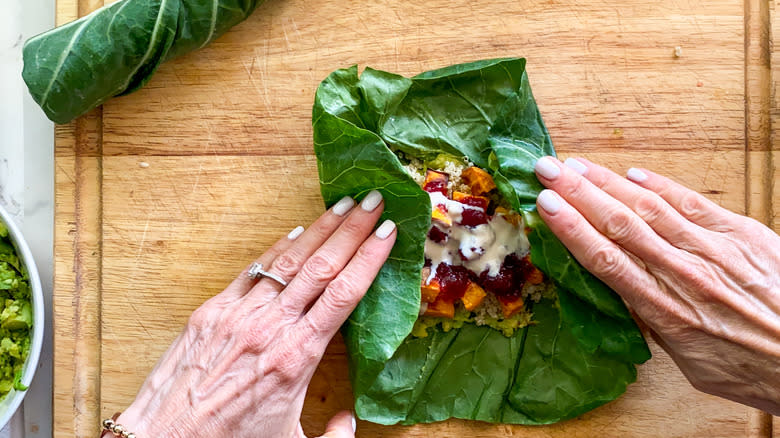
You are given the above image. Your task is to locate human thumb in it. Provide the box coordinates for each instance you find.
[317,410,356,438]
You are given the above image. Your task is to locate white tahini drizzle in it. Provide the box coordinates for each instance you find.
[424,192,530,283]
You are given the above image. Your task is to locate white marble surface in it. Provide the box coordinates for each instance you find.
[0,0,55,436]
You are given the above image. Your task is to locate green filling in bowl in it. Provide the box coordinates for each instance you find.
[0,222,32,397]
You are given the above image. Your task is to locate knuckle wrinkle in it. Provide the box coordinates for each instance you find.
[323,278,359,311]
[590,245,625,278]
[603,209,635,242]
[680,191,706,219]
[272,253,300,278]
[634,194,665,224]
[303,253,341,283]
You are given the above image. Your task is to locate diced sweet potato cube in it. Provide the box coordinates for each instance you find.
[520,255,544,284]
[494,206,521,226]
[452,191,489,210]
[423,169,449,195]
[461,167,496,196]
[461,282,487,311]
[527,267,544,285]
[500,297,525,318]
[431,205,452,227]
[424,169,449,184]
[424,296,455,318]
[421,279,441,303]
[452,191,470,202]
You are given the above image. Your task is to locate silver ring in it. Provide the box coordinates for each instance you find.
[247,262,288,287]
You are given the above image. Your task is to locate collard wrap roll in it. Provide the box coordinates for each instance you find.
[312,58,652,425]
[22,0,262,124]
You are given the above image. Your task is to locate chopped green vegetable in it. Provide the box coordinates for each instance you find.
[0,222,32,399]
[313,58,651,425]
[22,0,264,124]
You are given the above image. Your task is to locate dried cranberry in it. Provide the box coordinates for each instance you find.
[436,263,472,301]
[459,208,489,227]
[428,226,449,243]
[423,179,448,195]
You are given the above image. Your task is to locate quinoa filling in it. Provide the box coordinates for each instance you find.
[401,153,555,337]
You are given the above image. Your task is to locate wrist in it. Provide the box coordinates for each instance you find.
[113,404,153,438]
[113,393,199,438]
[100,413,138,438]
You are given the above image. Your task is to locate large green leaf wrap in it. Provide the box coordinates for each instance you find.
[313,58,651,425]
[22,0,262,124]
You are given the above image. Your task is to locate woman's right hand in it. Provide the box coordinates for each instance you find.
[533,156,780,415]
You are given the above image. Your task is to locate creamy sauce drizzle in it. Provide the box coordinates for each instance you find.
[424,192,530,282]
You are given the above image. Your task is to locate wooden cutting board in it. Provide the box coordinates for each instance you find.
[53,0,779,436]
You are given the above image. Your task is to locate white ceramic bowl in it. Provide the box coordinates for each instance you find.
[0,205,44,429]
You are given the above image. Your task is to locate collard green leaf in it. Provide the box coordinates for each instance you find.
[313,59,650,426]
[359,322,524,425]
[522,211,635,321]
[379,59,532,168]
[506,299,639,423]
[557,288,650,364]
[22,0,262,124]
[313,100,430,397]
[488,85,556,210]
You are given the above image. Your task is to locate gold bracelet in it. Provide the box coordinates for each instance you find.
[102,416,137,438]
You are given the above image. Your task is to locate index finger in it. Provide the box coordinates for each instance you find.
[563,157,716,253]
[534,156,679,268]
[276,190,387,313]
[535,189,688,327]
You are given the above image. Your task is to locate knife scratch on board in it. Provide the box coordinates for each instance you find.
[134,218,151,268]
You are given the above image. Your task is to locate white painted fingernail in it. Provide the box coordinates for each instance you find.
[534,156,561,180]
[351,412,357,432]
[564,158,588,175]
[626,168,648,183]
[332,196,355,216]
[287,226,304,240]
[537,190,561,214]
[375,219,396,239]
[361,190,383,211]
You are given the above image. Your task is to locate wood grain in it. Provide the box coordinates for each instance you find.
[53,110,104,438]
[53,0,777,436]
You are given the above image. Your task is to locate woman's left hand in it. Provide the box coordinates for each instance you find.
[112,191,396,437]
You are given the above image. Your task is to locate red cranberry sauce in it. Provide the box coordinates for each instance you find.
[459,208,489,227]
[477,254,535,300]
[423,179,448,195]
[459,196,488,210]
[436,263,474,301]
[428,226,449,243]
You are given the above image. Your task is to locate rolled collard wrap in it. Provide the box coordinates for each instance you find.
[312,58,651,425]
[22,0,262,124]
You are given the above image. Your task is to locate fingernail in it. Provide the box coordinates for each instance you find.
[537,190,561,214]
[361,190,383,211]
[332,196,355,216]
[564,158,588,175]
[287,226,304,240]
[626,168,648,183]
[534,156,561,180]
[375,219,396,239]
[351,411,357,432]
